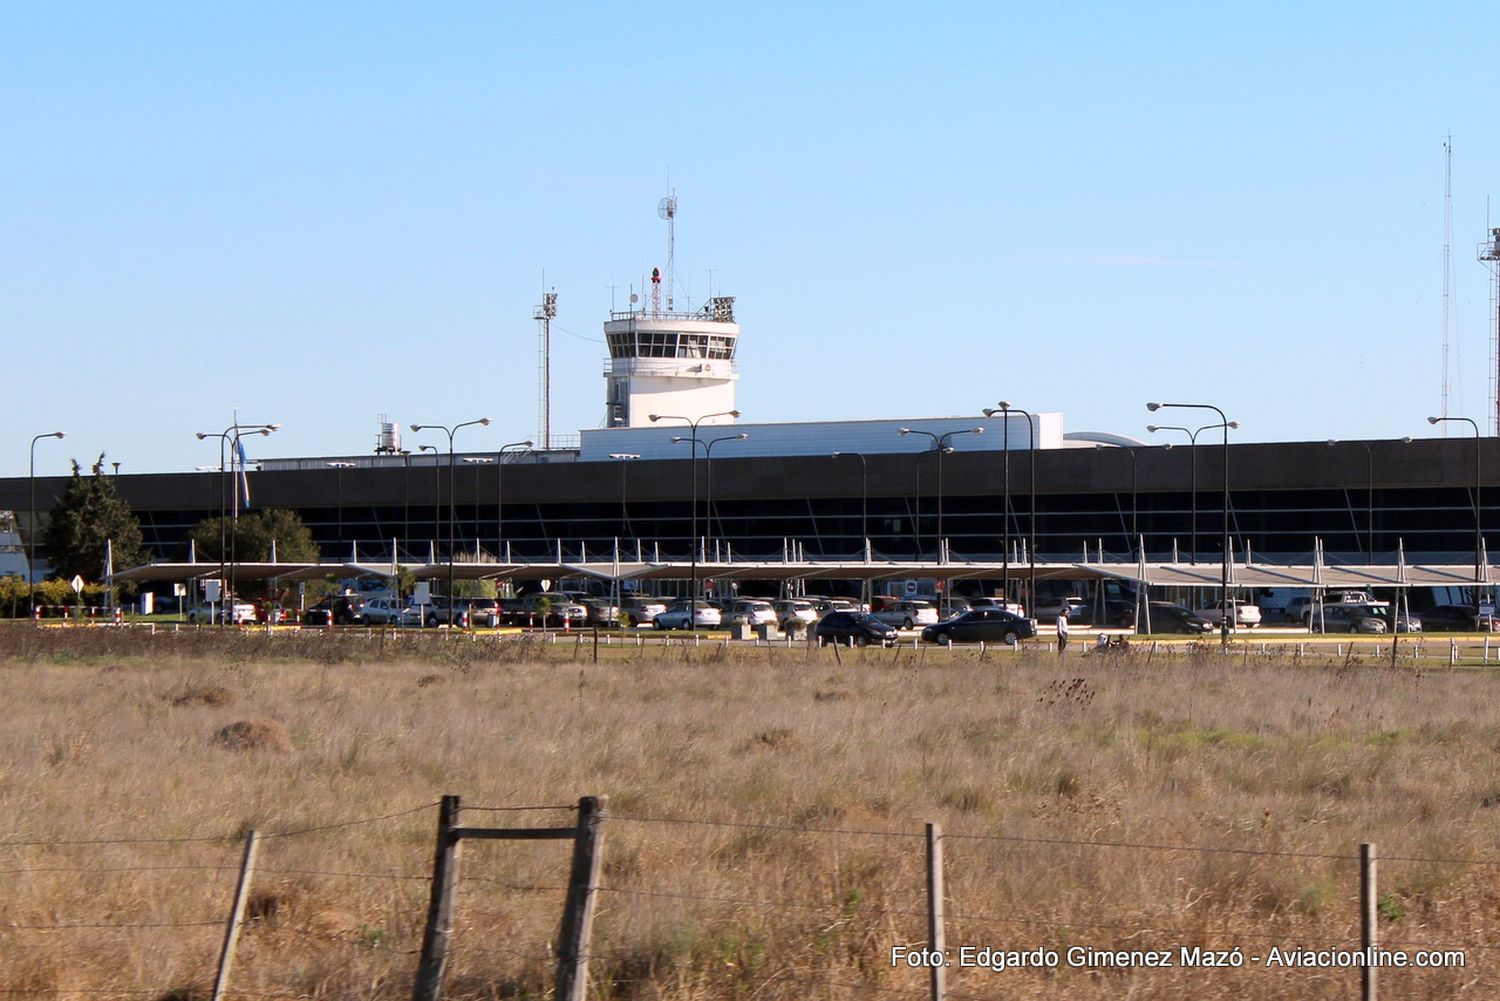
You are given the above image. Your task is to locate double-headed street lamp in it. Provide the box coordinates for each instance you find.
[675,433,749,549]
[196,423,280,621]
[411,417,491,622]
[831,452,869,558]
[984,403,1036,613]
[1428,415,1483,619]
[650,409,741,630]
[1147,402,1235,647]
[1147,420,1238,565]
[898,426,983,566]
[496,440,534,562]
[28,431,66,615]
[609,453,642,542]
[1326,438,1414,564]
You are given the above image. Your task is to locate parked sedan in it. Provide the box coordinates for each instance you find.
[1140,602,1214,635]
[873,599,940,630]
[621,596,668,627]
[1309,605,1387,634]
[726,599,777,627]
[1033,597,1086,624]
[652,600,723,630]
[920,608,1036,645]
[774,599,819,631]
[1196,599,1262,628]
[815,611,899,647]
[1411,605,1495,632]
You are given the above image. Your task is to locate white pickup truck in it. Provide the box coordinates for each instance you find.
[1196,599,1262,628]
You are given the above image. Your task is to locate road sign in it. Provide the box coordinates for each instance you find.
[69,575,84,594]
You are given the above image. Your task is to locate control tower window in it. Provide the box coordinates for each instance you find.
[639,332,678,357]
[708,336,736,359]
[678,334,707,359]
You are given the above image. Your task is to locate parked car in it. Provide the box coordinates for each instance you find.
[873,599,939,630]
[563,591,620,627]
[1309,605,1387,634]
[361,596,415,626]
[815,611,899,647]
[427,599,472,628]
[1033,596,1086,624]
[515,592,589,627]
[1284,596,1316,623]
[652,600,723,630]
[921,608,1036,645]
[1415,604,1495,632]
[726,599,777,628]
[774,599,819,631]
[1139,602,1214,635]
[1196,599,1262,628]
[461,598,503,628]
[811,596,860,616]
[621,596,668,627]
[187,600,258,625]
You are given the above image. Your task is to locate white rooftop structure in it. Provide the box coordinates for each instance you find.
[579,413,1063,462]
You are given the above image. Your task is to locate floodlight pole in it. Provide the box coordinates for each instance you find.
[497,440,534,561]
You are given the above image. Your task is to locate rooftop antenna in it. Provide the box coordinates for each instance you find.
[658,187,677,311]
[534,279,558,450]
[1443,135,1453,433]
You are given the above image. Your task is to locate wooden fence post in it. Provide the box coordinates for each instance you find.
[211,829,259,1001]
[1361,842,1377,1001]
[926,822,946,1001]
[555,796,608,1001]
[412,795,462,1001]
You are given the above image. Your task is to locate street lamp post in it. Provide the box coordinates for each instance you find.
[1148,402,1236,647]
[609,453,642,543]
[898,426,983,611]
[984,403,1036,613]
[411,418,491,623]
[1428,416,1483,620]
[28,431,66,615]
[418,445,440,553]
[650,409,741,631]
[1327,438,1414,564]
[327,461,357,536]
[196,423,279,622]
[496,440,534,562]
[831,452,869,557]
[673,431,748,582]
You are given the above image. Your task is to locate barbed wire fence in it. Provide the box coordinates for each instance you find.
[2,799,1497,1000]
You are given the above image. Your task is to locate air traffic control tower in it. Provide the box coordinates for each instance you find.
[602,284,741,428]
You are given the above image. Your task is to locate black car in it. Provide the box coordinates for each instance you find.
[303,595,367,626]
[1414,604,1490,632]
[815,611,899,647]
[1140,602,1213,635]
[920,608,1036,645]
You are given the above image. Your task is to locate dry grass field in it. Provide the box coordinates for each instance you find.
[3,627,1500,999]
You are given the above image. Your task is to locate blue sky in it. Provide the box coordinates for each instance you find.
[5,2,1500,474]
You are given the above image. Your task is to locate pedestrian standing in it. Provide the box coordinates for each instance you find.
[1056,605,1069,655]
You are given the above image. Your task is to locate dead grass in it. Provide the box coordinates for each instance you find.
[0,630,1498,998]
[211,717,294,754]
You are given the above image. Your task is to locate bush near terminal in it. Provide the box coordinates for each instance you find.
[2,628,1498,999]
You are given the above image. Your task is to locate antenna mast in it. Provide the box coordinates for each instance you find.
[1481,220,1500,436]
[658,189,677,311]
[534,285,558,450]
[1443,136,1453,431]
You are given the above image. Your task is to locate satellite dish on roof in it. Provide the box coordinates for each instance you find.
[629,293,639,304]
[658,195,676,220]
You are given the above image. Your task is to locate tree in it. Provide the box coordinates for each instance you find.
[43,454,146,585]
[188,508,320,564]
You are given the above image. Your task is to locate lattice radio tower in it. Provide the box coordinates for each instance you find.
[1481,221,1500,435]
[534,285,558,450]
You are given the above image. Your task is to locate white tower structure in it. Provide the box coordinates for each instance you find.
[1480,226,1500,435]
[602,195,740,428]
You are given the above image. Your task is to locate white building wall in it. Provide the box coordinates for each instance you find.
[579,413,1063,462]
[624,376,738,429]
